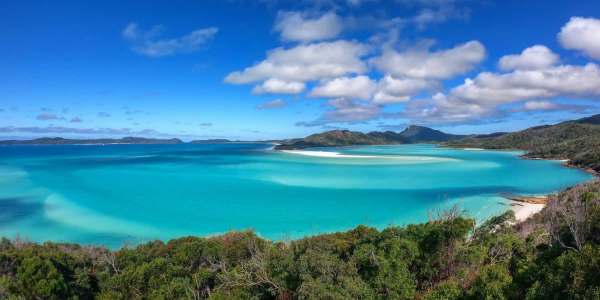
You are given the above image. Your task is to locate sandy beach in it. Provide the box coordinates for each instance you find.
[511,202,545,222]
[281,150,378,158]
[505,195,549,221]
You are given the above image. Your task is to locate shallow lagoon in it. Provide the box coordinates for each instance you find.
[0,143,592,248]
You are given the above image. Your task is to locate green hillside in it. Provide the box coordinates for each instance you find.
[446,114,600,172]
[274,126,464,150]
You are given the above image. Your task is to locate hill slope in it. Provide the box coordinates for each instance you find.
[275,126,463,150]
[398,125,465,143]
[446,114,600,172]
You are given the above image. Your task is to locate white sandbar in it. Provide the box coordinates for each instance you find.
[511,202,545,222]
[281,150,377,158]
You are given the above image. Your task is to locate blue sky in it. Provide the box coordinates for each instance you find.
[1,0,600,140]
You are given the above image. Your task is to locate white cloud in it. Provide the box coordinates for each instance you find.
[252,79,306,94]
[407,62,600,123]
[412,4,469,29]
[224,40,369,84]
[522,100,560,111]
[373,75,438,104]
[257,99,287,109]
[452,63,600,104]
[558,17,600,60]
[122,22,218,57]
[498,45,559,71]
[310,75,376,100]
[371,40,485,79]
[403,92,492,123]
[297,98,380,126]
[275,11,343,42]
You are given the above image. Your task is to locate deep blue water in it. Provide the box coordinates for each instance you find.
[0,143,592,248]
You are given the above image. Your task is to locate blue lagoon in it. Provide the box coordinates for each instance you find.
[0,143,592,248]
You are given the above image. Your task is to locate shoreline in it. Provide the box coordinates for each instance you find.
[510,202,546,222]
[280,150,379,158]
[504,195,549,221]
[281,145,594,223]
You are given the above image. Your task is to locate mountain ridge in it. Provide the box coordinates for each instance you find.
[274,125,465,150]
[445,113,600,172]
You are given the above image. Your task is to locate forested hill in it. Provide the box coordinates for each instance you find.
[274,126,464,150]
[0,137,184,145]
[445,114,600,172]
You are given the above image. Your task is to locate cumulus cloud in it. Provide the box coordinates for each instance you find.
[123,22,218,57]
[498,45,559,71]
[257,99,287,109]
[225,40,369,84]
[452,63,600,104]
[297,98,380,126]
[310,75,376,100]
[371,40,485,79]
[522,100,559,111]
[558,17,600,60]
[519,101,592,113]
[98,112,111,118]
[252,79,306,94]
[373,75,438,104]
[275,11,343,42]
[70,117,83,123]
[401,92,491,124]
[412,3,470,29]
[406,62,600,123]
[36,113,65,121]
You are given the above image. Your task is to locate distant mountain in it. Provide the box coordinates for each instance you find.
[574,114,600,125]
[189,139,232,144]
[274,126,464,150]
[445,114,600,172]
[0,137,184,145]
[397,125,466,143]
[274,130,392,150]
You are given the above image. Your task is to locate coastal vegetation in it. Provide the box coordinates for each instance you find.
[445,114,600,172]
[1,180,599,299]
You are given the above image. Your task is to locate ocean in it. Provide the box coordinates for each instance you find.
[0,143,592,248]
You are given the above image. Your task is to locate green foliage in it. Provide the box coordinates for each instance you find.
[15,256,70,299]
[1,181,600,299]
[421,280,463,300]
[468,264,512,300]
[446,115,600,172]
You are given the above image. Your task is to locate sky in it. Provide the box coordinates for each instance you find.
[1,0,600,141]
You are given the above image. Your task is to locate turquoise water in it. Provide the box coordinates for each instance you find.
[0,143,592,248]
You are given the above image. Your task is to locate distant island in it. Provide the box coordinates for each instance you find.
[3,114,599,175]
[274,114,600,174]
[0,136,183,145]
[189,138,232,144]
[274,125,465,150]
